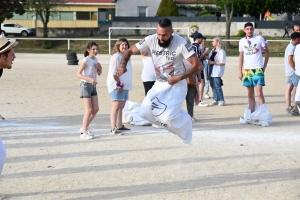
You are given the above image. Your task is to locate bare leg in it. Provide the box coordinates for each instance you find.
[199,78,205,101]
[116,101,126,128]
[82,98,93,133]
[285,84,293,110]
[86,95,99,127]
[256,85,265,106]
[247,87,255,112]
[110,101,121,130]
[291,87,299,113]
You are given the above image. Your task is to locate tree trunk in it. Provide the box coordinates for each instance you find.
[43,22,48,38]
[225,21,231,49]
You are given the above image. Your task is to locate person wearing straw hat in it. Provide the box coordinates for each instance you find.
[0,34,18,199]
[0,35,18,121]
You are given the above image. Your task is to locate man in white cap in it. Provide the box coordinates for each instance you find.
[0,35,18,198]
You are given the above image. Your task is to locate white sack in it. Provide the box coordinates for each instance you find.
[138,80,192,144]
[122,101,152,126]
[240,103,273,126]
[0,137,6,174]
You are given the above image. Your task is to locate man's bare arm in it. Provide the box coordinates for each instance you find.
[181,54,202,80]
[263,46,269,71]
[238,52,244,81]
[116,44,140,76]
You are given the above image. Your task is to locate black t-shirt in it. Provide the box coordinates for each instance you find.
[0,68,3,78]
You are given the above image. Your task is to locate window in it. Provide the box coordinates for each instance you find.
[60,12,73,20]
[138,6,147,17]
[11,11,34,20]
[76,12,97,20]
[77,12,90,20]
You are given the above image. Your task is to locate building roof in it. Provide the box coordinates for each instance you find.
[174,0,216,3]
[64,0,112,3]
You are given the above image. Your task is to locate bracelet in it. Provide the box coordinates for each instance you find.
[116,82,124,89]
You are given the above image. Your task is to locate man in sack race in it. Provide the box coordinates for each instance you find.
[116,18,202,144]
[238,22,272,126]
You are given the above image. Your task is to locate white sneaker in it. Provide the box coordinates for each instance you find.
[152,124,165,129]
[80,133,93,140]
[218,101,225,106]
[204,94,210,99]
[191,117,196,122]
[209,100,218,106]
[198,101,208,107]
[80,127,94,137]
[110,127,124,135]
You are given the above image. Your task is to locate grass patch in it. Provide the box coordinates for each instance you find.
[13,35,290,57]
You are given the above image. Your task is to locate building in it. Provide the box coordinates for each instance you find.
[4,0,116,29]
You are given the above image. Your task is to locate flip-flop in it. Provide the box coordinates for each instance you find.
[0,115,4,120]
[291,110,299,115]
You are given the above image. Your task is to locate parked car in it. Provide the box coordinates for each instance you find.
[1,23,35,37]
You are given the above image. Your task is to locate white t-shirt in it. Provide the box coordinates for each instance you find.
[239,35,266,69]
[81,56,98,83]
[284,43,296,76]
[141,52,156,82]
[294,44,300,76]
[136,33,195,82]
[107,52,132,93]
[208,49,226,77]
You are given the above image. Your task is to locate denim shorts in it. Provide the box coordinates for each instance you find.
[242,68,265,87]
[109,89,129,101]
[287,73,300,87]
[80,82,97,98]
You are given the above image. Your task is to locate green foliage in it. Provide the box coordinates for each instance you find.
[135,25,140,36]
[26,0,66,38]
[232,0,300,16]
[156,0,179,16]
[0,0,26,24]
[42,40,52,49]
[237,29,245,37]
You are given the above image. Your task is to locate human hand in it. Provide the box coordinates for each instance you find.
[167,75,181,85]
[90,78,98,85]
[116,66,127,77]
[238,71,243,81]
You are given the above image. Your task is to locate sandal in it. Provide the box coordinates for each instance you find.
[0,115,4,120]
[291,110,299,115]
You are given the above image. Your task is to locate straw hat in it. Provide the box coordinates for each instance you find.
[0,35,18,54]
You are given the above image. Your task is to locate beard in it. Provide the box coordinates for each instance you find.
[158,37,172,48]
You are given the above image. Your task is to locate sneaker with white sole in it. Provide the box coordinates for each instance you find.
[79,127,94,137]
[209,100,218,106]
[204,94,210,99]
[110,127,124,135]
[152,124,165,129]
[198,101,208,107]
[116,125,131,131]
[80,133,93,140]
[218,101,225,106]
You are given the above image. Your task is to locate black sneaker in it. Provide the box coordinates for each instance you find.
[117,125,131,131]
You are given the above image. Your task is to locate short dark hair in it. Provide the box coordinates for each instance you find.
[244,22,254,29]
[158,18,172,28]
[291,32,300,40]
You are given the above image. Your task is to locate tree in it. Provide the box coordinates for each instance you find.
[216,0,235,50]
[235,0,300,17]
[156,0,179,17]
[0,0,26,32]
[26,0,65,38]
